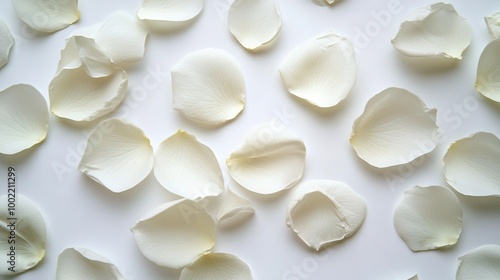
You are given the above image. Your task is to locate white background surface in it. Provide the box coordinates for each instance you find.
[1,0,500,279]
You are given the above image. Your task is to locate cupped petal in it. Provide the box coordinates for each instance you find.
[228,0,281,50]
[180,252,253,280]
[456,245,500,280]
[475,39,500,102]
[216,189,255,227]
[443,132,500,197]
[393,185,463,252]
[78,118,154,193]
[286,180,366,251]
[56,248,125,280]
[485,12,500,39]
[137,0,203,22]
[171,48,245,125]
[49,65,128,122]
[154,130,224,200]
[0,84,48,155]
[226,123,306,195]
[131,199,216,269]
[279,32,357,108]
[11,0,79,32]
[0,18,14,68]
[350,87,440,168]
[0,195,46,275]
[391,3,472,60]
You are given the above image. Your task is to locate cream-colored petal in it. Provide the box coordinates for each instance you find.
[0,84,48,155]
[228,0,281,50]
[0,18,14,69]
[137,0,203,22]
[216,189,255,227]
[49,65,128,122]
[485,12,500,39]
[443,132,500,197]
[286,180,366,251]
[408,275,419,280]
[171,48,245,125]
[56,248,125,280]
[11,0,79,32]
[180,252,253,280]
[392,3,472,60]
[475,39,500,102]
[154,130,224,200]
[456,245,500,280]
[78,118,154,193]
[393,185,463,252]
[131,199,216,269]
[226,123,306,195]
[0,195,46,275]
[350,87,440,168]
[279,32,357,108]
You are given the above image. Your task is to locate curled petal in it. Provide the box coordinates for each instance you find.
[443,132,500,197]
[485,12,500,39]
[216,189,255,227]
[11,0,79,32]
[475,39,500,102]
[78,118,154,193]
[286,180,366,251]
[56,248,125,280]
[228,0,281,50]
[131,199,216,269]
[350,87,440,168]
[0,18,14,68]
[456,245,500,280]
[171,48,245,125]
[0,84,48,155]
[137,0,203,22]
[279,32,357,108]
[49,65,128,122]
[393,185,463,252]
[180,252,253,280]
[0,195,46,275]
[226,123,306,195]
[392,3,472,60]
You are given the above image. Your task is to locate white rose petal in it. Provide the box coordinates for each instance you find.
[286,180,366,251]
[180,252,253,280]
[49,65,128,122]
[456,245,500,280]
[475,39,500,102]
[393,185,463,252]
[171,48,245,125]
[216,189,255,227]
[392,3,472,60]
[485,12,500,39]
[443,132,500,197]
[56,248,125,280]
[0,84,48,155]
[131,199,216,269]
[78,118,154,193]
[279,32,357,108]
[137,0,203,22]
[0,18,14,68]
[11,0,79,32]
[350,87,440,168]
[228,0,281,50]
[226,123,306,195]
[0,195,46,275]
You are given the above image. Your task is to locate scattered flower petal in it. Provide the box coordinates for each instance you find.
[393,185,463,252]
[180,252,253,280]
[216,189,255,227]
[475,39,500,102]
[154,130,224,200]
[78,118,154,193]
[228,0,281,50]
[485,12,500,39]
[392,3,472,60]
[0,84,48,155]
[286,180,366,251]
[350,87,440,168]
[56,248,125,280]
[0,18,14,69]
[443,132,500,197]
[11,0,79,32]
[171,48,245,125]
[456,245,500,280]
[137,0,203,22]
[131,199,216,269]
[279,31,357,108]
[0,195,46,275]
[226,123,306,195]
[49,65,128,122]
[408,275,419,280]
